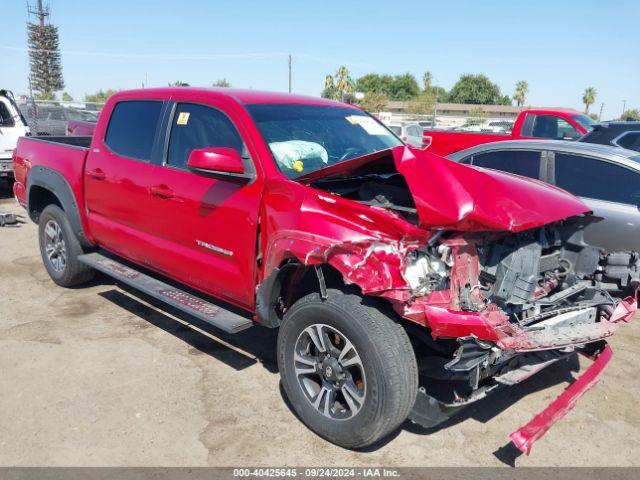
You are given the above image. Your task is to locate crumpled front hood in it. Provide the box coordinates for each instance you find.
[394,146,590,232]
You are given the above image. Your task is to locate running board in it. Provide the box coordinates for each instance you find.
[78,252,254,334]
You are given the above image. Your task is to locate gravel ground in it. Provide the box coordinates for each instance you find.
[1,180,639,467]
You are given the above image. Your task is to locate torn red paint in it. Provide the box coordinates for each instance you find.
[510,343,613,455]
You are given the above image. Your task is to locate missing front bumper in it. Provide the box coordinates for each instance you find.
[509,342,613,455]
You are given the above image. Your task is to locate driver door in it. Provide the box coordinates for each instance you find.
[143,100,263,309]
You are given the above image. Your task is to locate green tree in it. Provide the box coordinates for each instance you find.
[168,80,186,87]
[513,80,529,108]
[213,79,231,87]
[62,92,73,102]
[582,87,597,114]
[360,91,389,113]
[621,109,640,121]
[407,92,436,115]
[84,89,118,104]
[355,73,394,96]
[448,73,506,104]
[389,73,420,101]
[429,85,448,103]
[28,21,64,99]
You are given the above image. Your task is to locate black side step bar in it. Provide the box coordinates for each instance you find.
[78,252,253,334]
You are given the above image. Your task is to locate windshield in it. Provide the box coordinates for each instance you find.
[571,114,598,131]
[246,104,402,178]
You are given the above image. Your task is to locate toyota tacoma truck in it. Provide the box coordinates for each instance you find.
[424,108,596,156]
[12,88,638,454]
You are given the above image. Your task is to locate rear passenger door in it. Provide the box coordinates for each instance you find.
[551,152,640,251]
[145,101,263,309]
[85,99,168,265]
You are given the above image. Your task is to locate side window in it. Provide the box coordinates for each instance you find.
[166,103,243,169]
[471,150,541,179]
[105,101,163,161]
[614,132,640,151]
[531,115,579,140]
[0,101,15,127]
[554,153,640,205]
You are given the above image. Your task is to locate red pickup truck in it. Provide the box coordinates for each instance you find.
[12,88,637,454]
[424,108,597,156]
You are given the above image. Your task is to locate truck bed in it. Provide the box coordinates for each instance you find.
[12,135,91,208]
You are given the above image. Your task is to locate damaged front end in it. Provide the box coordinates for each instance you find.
[266,146,638,454]
[401,219,637,454]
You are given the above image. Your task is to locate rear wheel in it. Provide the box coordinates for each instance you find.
[38,204,94,287]
[278,289,418,449]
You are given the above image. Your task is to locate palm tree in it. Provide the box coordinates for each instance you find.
[335,66,354,101]
[422,71,433,90]
[582,87,597,114]
[321,75,336,99]
[513,80,529,108]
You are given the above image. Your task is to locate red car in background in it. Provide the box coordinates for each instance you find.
[423,108,597,156]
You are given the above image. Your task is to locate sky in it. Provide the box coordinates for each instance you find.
[1,0,638,119]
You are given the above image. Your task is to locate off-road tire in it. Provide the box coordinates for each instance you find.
[278,288,418,449]
[38,204,94,287]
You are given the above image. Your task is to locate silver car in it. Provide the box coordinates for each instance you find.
[448,140,640,252]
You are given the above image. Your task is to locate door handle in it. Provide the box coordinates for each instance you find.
[87,168,106,180]
[149,185,175,199]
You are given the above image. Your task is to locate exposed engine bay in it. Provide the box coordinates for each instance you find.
[311,169,639,430]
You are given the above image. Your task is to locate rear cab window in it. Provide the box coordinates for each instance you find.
[104,101,163,161]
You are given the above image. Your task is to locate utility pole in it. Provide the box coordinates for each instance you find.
[288,54,292,93]
[28,0,50,26]
[622,99,627,118]
[598,102,604,121]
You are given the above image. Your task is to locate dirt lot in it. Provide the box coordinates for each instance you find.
[1,180,639,467]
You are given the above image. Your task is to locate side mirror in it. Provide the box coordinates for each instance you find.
[187,147,253,183]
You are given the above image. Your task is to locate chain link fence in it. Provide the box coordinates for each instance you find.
[15,98,103,136]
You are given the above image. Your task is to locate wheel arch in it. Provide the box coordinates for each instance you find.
[27,166,93,248]
[256,259,356,328]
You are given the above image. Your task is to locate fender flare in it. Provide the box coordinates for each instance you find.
[26,166,93,248]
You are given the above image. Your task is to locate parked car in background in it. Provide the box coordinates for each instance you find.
[387,122,426,148]
[448,140,640,252]
[0,90,30,181]
[580,121,640,152]
[424,108,597,156]
[66,119,97,136]
[22,105,97,136]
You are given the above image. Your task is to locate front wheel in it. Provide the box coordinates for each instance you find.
[277,289,418,449]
